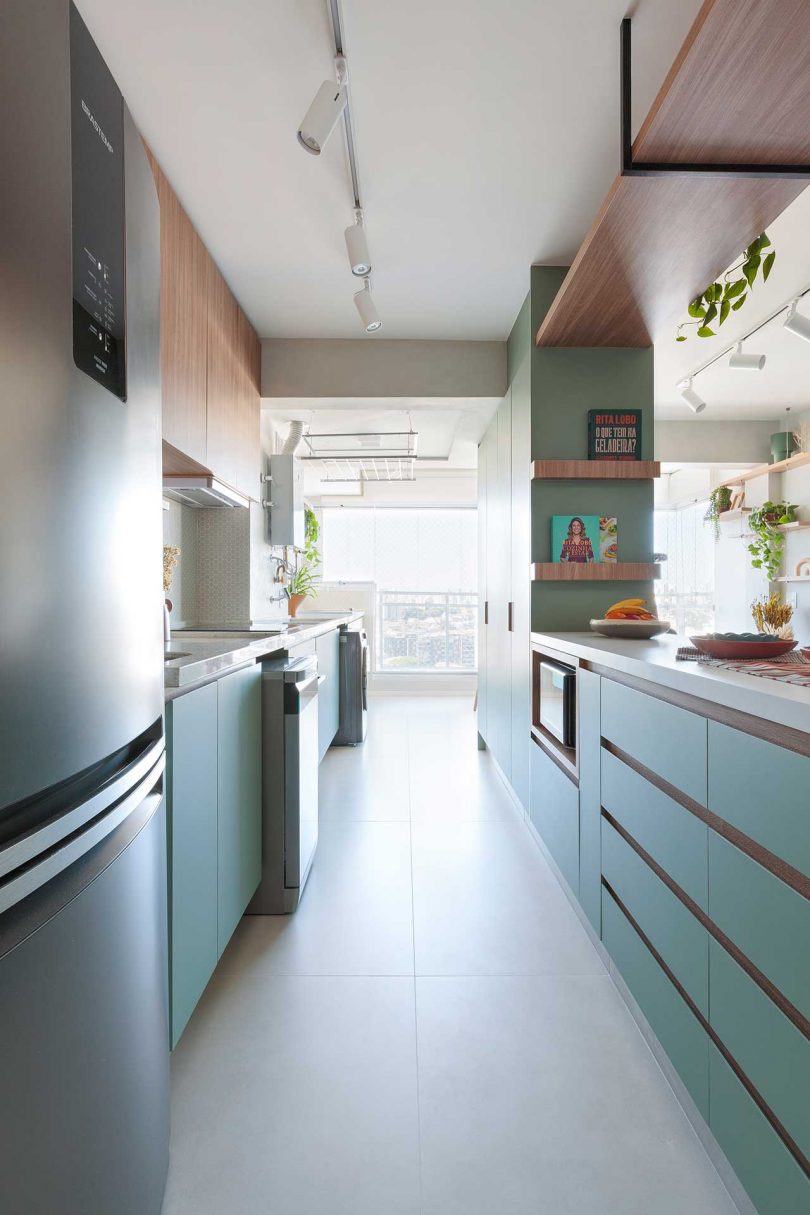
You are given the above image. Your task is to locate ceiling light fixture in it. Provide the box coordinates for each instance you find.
[678,377,706,414]
[353,280,381,332]
[296,58,347,155]
[783,300,810,343]
[344,209,371,276]
[728,341,766,371]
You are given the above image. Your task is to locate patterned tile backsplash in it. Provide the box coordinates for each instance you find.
[162,500,289,626]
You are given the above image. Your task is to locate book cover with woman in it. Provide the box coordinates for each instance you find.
[552,515,600,563]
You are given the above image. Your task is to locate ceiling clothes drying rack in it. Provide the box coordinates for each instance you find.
[299,429,419,482]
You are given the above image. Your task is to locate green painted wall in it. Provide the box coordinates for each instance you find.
[529,265,655,631]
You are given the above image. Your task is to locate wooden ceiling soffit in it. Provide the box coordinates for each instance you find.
[536,0,810,348]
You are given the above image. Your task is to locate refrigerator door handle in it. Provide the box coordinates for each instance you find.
[0,736,164,882]
[0,754,164,915]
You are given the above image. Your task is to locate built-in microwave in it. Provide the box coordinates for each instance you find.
[537,658,577,748]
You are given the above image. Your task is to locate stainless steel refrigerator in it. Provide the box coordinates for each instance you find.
[0,3,168,1212]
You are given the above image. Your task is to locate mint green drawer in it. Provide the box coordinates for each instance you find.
[710,940,810,1162]
[578,669,602,934]
[710,1045,810,1215]
[601,679,707,803]
[602,819,708,1015]
[708,722,810,876]
[708,832,810,1021]
[603,888,709,1120]
[601,748,708,910]
[530,741,579,895]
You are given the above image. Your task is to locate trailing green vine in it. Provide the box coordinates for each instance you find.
[747,500,797,582]
[676,234,775,342]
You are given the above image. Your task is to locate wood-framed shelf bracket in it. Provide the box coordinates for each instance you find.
[620,18,810,181]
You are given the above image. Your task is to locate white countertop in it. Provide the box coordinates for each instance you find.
[165,612,363,698]
[530,631,810,735]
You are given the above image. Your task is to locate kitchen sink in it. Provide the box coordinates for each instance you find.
[163,651,191,662]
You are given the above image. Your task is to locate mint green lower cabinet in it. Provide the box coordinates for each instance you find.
[600,678,707,804]
[578,669,601,933]
[165,683,219,1050]
[530,740,579,895]
[217,664,262,957]
[709,940,810,1162]
[708,832,810,1021]
[601,748,708,911]
[603,888,709,1120]
[708,721,810,875]
[709,1045,810,1215]
[601,819,708,1015]
[316,630,340,762]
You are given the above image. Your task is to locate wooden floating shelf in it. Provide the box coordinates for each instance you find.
[531,562,661,582]
[776,520,810,532]
[718,508,752,522]
[718,450,810,489]
[531,459,660,480]
[535,0,810,347]
[774,576,810,584]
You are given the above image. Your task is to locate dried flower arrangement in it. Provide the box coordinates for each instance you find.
[751,593,793,639]
[163,545,180,595]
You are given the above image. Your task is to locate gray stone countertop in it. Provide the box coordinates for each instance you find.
[164,611,363,701]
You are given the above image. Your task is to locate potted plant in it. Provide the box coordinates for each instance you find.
[286,506,321,617]
[751,592,794,639]
[704,486,733,539]
[747,501,798,582]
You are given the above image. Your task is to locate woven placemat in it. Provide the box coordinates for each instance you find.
[677,645,810,665]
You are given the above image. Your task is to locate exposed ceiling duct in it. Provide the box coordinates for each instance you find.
[281,420,305,454]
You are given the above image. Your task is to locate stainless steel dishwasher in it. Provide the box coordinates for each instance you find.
[247,655,320,914]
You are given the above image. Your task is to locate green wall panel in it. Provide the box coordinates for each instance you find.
[528,266,655,632]
[709,1045,810,1215]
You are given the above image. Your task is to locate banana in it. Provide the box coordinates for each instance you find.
[607,598,646,612]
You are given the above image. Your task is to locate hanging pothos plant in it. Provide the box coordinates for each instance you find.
[676,234,775,342]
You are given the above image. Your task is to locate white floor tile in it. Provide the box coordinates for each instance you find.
[416,976,739,1215]
[164,694,737,1215]
[217,822,414,977]
[163,976,420,1215]
[412,820,605,976]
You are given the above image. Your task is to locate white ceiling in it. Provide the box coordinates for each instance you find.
[269,398,499,469]
[655,186,810,421]
[76,0,702,341]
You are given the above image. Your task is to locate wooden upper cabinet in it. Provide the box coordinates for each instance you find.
[146,150,208,464]
[235,306,261,498]
[205,255,241,493]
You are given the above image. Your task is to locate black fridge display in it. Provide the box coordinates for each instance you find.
[0,3,169,1212]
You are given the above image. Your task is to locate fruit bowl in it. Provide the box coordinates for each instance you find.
[690,635,797,659]
[590,618,672,640]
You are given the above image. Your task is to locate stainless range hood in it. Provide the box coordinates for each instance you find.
[162,476,250,509]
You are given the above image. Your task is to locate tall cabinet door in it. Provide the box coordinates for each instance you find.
[490,393,513,778]
[509,356,531,812]
[477,432,488,743]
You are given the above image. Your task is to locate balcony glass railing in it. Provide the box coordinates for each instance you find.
[377,591,477,672]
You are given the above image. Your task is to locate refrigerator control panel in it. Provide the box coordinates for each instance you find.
[70,3,126,401]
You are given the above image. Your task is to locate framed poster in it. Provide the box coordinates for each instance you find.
[588,410,641,460]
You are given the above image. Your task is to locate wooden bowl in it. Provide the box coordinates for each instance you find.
[690,636,797,659]
[590,618,671,639]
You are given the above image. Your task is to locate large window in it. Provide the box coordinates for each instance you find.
[322,508,477,672]
[654,502,715,634]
